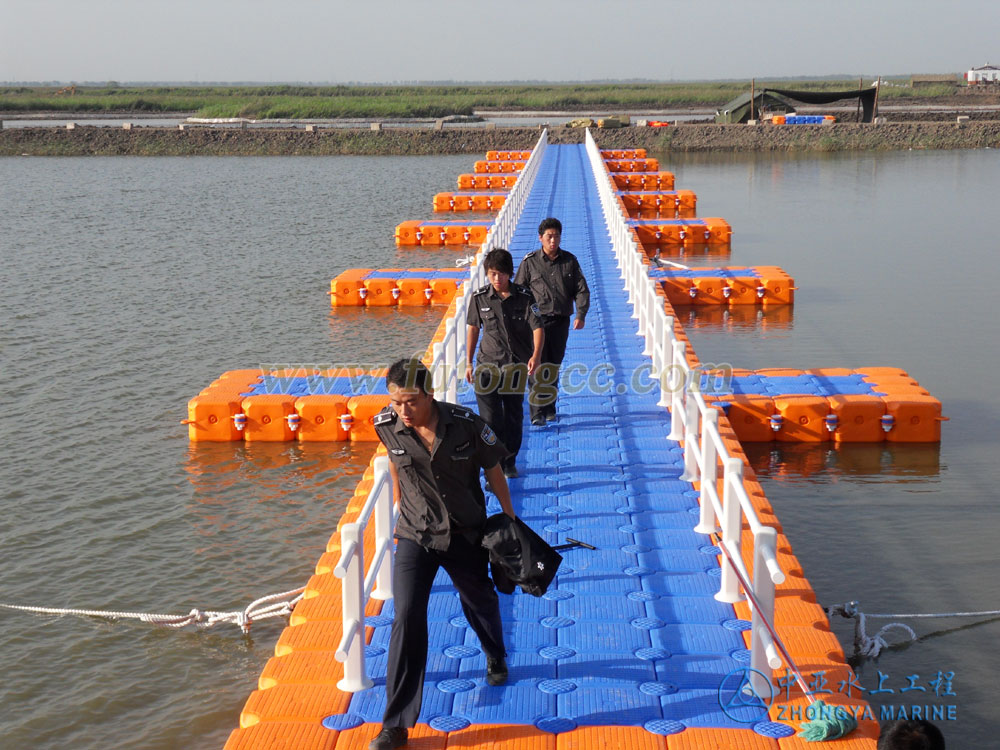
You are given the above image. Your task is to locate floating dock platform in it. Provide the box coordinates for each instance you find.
[212,135,905,749]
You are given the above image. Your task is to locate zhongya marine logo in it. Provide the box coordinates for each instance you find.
[718,667,774,723]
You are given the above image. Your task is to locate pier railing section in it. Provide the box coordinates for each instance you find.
[334,131,549,691]
[584,129,786,694]
[431,129,548,404]
[334,454,395,691]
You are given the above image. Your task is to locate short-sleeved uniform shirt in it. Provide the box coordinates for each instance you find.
[466,283,543,367]
[513,248,590,321]
[374,400,509,551]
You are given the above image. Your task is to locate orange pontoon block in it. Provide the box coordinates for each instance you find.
[826,394,886,443]
[486,149,531,161]
[755,266,796,304]
[397,277,432,306]
[186,392,247,441]
[601,148,647,159]
[605,158,659,172]
[883,394,944,442]
[612,172,666,190]
[329,269,371,307]
[223,721,341,750]
[417,222,448,246]
[457,173,517,190]
[472,193,506,211]
[773,395,830,443]
[294,395,350,442]
[719,394,776,442]
[242,394,298,442]
[346,394,391,442]
[473,160,525,173]
[361,277,398,306]
[432,192,474,212]
[393,220,422,245]
[428,278,461,305]
[675,217,733,246]
[722,273,764,305]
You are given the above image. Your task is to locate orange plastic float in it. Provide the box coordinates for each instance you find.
[473,160,525,173]
[457,173,518,190]
[702,368,943,443]
[613,172,675,190]
[432,192,507,212]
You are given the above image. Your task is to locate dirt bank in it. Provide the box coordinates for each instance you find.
[3,121,999,156]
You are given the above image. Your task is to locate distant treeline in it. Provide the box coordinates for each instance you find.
[0,82,959,118]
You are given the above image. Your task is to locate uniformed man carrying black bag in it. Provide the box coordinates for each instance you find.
[369,359,516,750]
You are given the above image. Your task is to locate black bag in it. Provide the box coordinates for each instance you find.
[481,513,562,597]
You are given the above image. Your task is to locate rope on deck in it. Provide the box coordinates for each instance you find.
[827,601,1000,658]
[0,587,304,634]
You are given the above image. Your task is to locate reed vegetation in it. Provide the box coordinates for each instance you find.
[0,80,954,118]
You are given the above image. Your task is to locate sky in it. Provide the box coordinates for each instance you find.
[3,0,999,84]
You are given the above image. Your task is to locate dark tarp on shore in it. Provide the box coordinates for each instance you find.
[715,87,878,124]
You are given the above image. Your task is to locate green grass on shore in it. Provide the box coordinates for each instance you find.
[0,81,961,118]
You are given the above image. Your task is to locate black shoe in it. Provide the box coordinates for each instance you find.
[503,464,519,479]
[486,656,508,686]
[369,726,407,750]
[545,412,558,422]
[531,416,546,426]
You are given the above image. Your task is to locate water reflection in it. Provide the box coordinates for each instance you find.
[673,304,794,332]
[183,441,376,554]
[744,441,941,481]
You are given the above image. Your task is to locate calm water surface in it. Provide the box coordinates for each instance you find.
[1,150,997,748]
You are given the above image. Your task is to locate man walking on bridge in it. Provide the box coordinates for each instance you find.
[369,359,516,750]
[514,217,590,425]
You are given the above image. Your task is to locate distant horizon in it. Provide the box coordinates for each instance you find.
[0,72,961,88]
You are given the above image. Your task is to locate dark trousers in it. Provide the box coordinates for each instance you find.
[382,536,506,729]
[475,365,526,468]
[528,315,571,419]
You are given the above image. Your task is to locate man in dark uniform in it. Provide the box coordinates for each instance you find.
[466,247,544,479]
[513,217,590,425]
[369,359,516,750]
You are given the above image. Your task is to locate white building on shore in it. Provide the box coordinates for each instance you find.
[966,63,1000,84]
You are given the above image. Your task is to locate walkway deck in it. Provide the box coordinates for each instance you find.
[226,144,878,750]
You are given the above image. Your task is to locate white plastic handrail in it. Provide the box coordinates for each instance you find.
[334,132,549,692]
[333,454,396,691]
[583,129,784,690]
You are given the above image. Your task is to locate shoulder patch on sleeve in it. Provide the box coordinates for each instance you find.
[530,303,541,317]
[481,424,498,446]
[373,409,396,426]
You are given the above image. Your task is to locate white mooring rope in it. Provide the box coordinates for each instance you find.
[0,587,305,634]
[827,601,1000,659]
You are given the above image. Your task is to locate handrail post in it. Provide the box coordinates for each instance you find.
[657,316,674,408]
[668,340,686,439]
[641,279,657,355]
[694,407,718,533]
[371,455,394,600]
[750,526,780,696]
[337,523,374,692]
[715,458,744,603]
[443,319,456,403]
[431,341,445,394]
[679,377,700,482]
